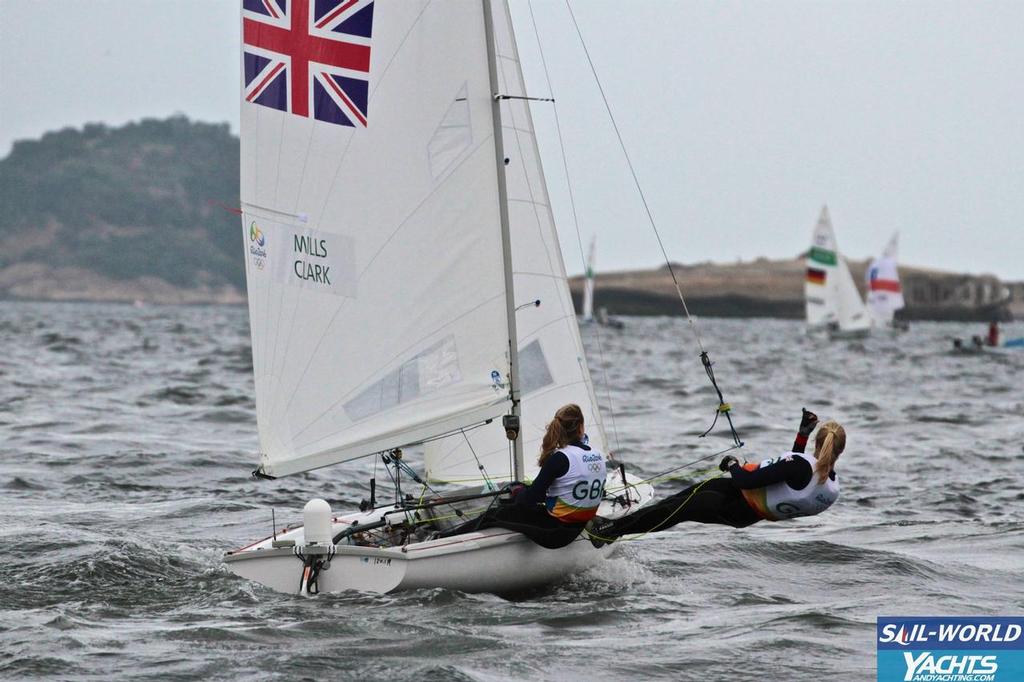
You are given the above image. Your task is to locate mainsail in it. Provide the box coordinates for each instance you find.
[240,1,518,477]
[866,232,905,324]
[424,1,606,484]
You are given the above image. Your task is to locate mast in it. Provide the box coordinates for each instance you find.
[482,0,524,480]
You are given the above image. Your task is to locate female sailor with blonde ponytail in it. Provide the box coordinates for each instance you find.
[727,414,843,522]
[441,404,607,549]
[590,410,843,543]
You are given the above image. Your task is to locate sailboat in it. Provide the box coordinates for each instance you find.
[581,237,597,324]
[225,0,654,595]
[865,233,908,332]
[804,206,872,339]
[579,236,623,329]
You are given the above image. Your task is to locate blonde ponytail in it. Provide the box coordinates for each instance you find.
[539,404,585,466]
[813,420,845,483]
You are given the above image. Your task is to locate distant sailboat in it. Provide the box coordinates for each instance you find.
[579,236,624,329]
[866,233,907,331]
[224,0,653,595]
[582,237,596,323]
[804,206,871,339]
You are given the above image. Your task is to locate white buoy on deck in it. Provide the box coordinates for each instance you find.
[303,498,333,546]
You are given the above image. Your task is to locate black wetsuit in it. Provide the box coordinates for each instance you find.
[599,433,830,537]
[441,441,593,549]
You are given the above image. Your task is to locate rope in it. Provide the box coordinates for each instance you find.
[461,428,496,491]
[586,441,744,543]
[559,1,747,450]
[697,352,743,447]
[563,0,706,354]
[586,469,727,544]
[601,443,742,493]
[390,454,471,522]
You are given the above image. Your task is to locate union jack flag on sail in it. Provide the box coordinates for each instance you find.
[242,0,374,127]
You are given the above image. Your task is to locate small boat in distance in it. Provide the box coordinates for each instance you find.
[951,321,1024,353]
[804,206,871,339]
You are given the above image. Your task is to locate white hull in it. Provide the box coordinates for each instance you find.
[806,323,872,340]
[827,326,871,340]
[226,470,655,595]
[225,522,612,595]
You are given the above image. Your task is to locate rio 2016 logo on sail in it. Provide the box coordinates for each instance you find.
[249,221,267,270]
[877,617,1024,682]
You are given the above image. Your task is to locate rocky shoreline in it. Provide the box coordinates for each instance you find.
[568,257,1022,322]
[4,255,1019,321]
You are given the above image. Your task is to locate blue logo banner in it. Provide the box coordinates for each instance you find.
[878,617,1024,682]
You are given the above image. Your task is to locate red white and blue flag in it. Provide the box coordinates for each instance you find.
[243,0,373,127]
[868,265,901,293]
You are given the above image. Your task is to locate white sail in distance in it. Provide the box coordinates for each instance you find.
[866,232,905,324]
[582,236,596,322]
[424,1,607,484]
[834,254,872,333]
[805,206,840,329]
[240,1,516,477]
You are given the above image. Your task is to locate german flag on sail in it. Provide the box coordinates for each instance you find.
[806,267,826,285]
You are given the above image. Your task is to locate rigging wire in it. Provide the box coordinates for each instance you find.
[587,470,725,544]
[388,452,478,523]
[526,0,621,455]
[561,0,742,448]
[602,442,742,493]
[562,0,705,353]
[461,427,496,491]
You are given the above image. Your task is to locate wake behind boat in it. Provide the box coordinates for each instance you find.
[226,0,659,595]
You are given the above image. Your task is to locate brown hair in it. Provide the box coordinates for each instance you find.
[539,404,585,466]
[813,420,846,483]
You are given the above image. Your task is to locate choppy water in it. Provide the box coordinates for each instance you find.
[1,301,1022,680]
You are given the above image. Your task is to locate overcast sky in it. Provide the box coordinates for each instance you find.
[1,0,1021,280]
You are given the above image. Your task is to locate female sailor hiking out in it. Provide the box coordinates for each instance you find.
[440,404,607,549]
[589,410,843,545]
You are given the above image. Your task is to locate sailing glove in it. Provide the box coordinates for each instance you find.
[798,408,819,436]
[719,455,739,472]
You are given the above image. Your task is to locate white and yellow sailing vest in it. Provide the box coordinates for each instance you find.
[740,451,840,521]
[545,444,607,524]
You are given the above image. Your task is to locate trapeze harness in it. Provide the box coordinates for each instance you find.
[738,451,840,521]
[543,443,607,524]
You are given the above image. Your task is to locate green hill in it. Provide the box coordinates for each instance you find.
[0,116,244,303]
